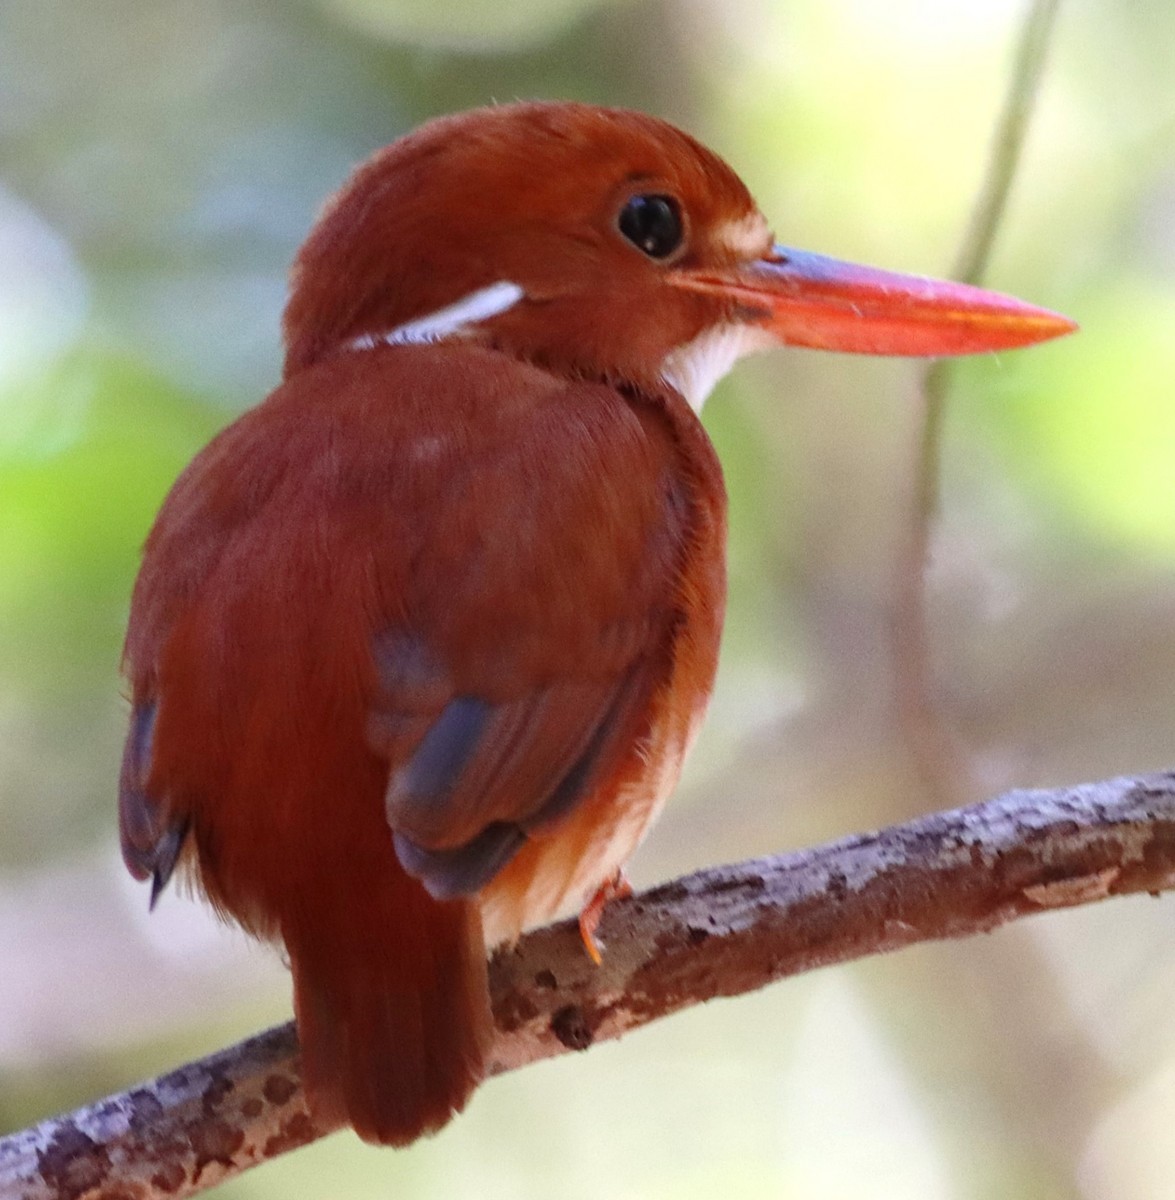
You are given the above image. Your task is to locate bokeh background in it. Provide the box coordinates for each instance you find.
[3,0,1175,1196]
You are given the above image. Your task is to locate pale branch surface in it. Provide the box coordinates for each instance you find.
[5,770,1175,1199]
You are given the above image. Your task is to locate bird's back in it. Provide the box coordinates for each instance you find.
[120,342,726,1140]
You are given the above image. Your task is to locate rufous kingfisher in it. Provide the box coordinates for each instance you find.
[119,101,1074,1146]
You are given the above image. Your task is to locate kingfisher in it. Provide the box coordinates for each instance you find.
[118,101,1074,1146]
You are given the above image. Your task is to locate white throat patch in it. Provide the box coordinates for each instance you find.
[660,323,776,412]
[346,280,524,352]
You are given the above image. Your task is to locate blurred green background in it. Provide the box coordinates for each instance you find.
[3,0,1175,1196]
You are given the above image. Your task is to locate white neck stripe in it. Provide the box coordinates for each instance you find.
[660,322,776,412]
[346,280,525,352]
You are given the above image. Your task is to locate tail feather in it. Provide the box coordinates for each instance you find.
[285,870,491,1146]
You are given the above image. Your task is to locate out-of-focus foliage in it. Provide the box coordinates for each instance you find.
[314,0,611,51]
[986,284,1175,553]
[2,1,1175,1197]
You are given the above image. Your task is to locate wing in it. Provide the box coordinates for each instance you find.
[119,345,690,904]
[362,356,690,899]
[118,404,292,904]
[372,636,659,898]
[119,698,189,905]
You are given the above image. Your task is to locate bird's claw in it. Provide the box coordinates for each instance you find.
[578,869,633,966]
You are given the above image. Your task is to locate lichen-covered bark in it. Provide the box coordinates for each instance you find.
[4,771,1175,1199]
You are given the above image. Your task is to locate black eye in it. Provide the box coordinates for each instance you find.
[617,194,683,259]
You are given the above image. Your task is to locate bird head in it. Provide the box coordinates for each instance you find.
[283,102,1074,408]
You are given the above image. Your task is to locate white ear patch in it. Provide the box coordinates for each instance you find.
[660,323,776,412]
[347,280,525,352]
[716,212,772,259]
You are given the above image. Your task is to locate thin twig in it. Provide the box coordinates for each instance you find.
[4,768,1175,1199]
[892,0,1064,805]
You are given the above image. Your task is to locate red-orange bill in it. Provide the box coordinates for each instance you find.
[681,244,1077,357]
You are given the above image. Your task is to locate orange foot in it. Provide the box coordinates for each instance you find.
[578,870,634,966]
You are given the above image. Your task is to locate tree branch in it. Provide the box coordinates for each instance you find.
[5,769,1175,1198]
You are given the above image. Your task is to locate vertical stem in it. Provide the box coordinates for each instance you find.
[892,0,1064,805]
